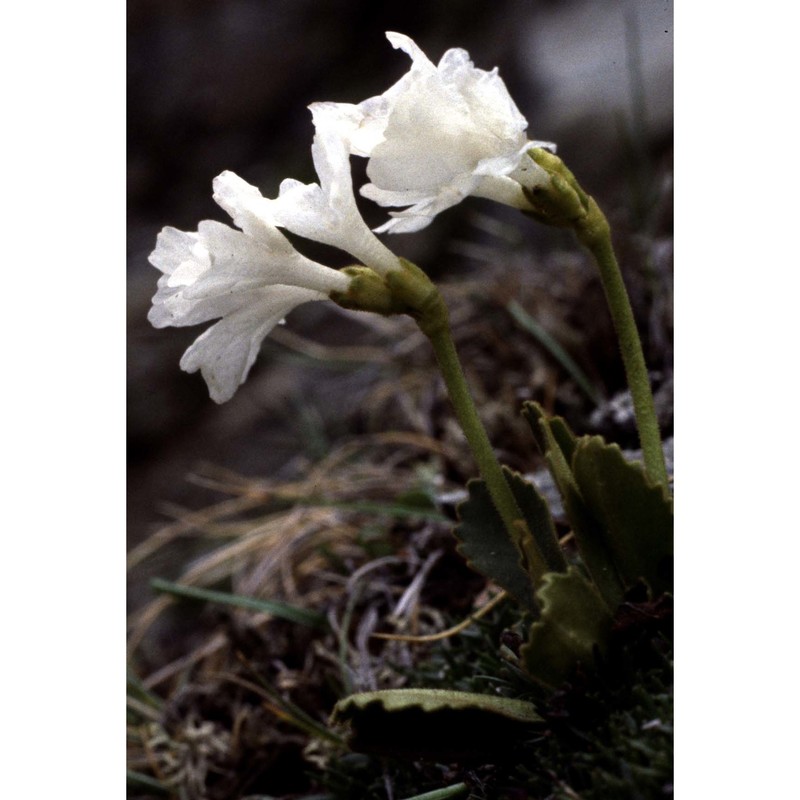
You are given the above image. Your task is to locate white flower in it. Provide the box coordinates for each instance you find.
[148,174,351,403]
[336,32,556,233]
[263,102,402,276]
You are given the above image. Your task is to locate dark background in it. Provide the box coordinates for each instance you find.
[127,0,673,555]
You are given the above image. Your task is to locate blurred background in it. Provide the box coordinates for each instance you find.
[128,0,673,564]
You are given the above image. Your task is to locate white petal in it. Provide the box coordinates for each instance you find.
[340,32,552,229]
[385,31,437,70]
[366,81,483,193]
[506,154,551,193]
[471,174,532,210]
[346,100,392,156]
[264,103,401,276]
[149,163,369,402]
[438,49,528,145]
[530,139,557,154]
[300,100,390,159]
[366,174,475,234]
[148,217,350,332]
[213,171,304,254]
[179,285,324,403]
[148,279,251,329]
[212,156,400,278]
[200,219,349,294]
[360,182,435,208]
[266,177,333,246]
[149,227,208,278]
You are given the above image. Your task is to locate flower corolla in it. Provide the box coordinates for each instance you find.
[148,108,401,403]
[148,174,352,403]
[263,102,401,276]
[333,32,555,233]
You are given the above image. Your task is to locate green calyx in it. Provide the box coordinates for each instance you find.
[522,148,592,229]
[331,260,449,338]
[386,258,449,338]
[330,266,402,316]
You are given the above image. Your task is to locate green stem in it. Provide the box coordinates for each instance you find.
[428,325,520,527]
[341,258,554,580]
[575,199,669,487]
[525,148,668,487]
[423,309,549,582]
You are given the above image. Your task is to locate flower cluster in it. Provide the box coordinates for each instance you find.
[149,32,555,402]
[148,106,400,403]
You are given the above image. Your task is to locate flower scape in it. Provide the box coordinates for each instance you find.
[130,32,673,800]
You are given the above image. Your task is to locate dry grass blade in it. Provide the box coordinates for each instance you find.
[127,492,269,569]
[142,632,229,690]
[373,590,508,643]
[128,507,346,656]
[130,431,452,578]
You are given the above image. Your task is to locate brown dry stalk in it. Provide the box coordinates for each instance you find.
[372,590,508,643]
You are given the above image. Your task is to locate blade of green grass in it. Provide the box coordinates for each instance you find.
[150,578,326,629]
[126,668,163,710]
[126,770,170,795]
[232,669,346,746]
[507,299,603,406]
[401,783,470,800]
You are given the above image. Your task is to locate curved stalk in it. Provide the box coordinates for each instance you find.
[575,199,669,487]
[526,149,669,488]
[338,258,557,582]
[423,309,552,583]
[427,326,523,530]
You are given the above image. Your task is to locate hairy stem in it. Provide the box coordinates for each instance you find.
[423,307,550,582]
[576,199,669,487]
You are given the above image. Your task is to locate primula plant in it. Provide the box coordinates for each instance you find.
[137,31,672,798]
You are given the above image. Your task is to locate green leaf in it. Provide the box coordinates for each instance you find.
[549,416,578,465]
[571,436,674,597]
[561,477,626,610]
[505,468,566,574]
[522,402,628,610]
[455,478,535,608]
[522,401,577,502]
[521,400,550,457]
[126,668,162,711]
[331,688,542,759]
[454,469,564,608]
[520,567,612,689]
